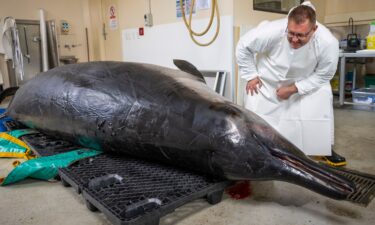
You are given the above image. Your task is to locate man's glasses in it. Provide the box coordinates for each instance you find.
[286,27,314,40]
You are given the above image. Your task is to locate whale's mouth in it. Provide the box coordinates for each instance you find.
[270,149,355,197]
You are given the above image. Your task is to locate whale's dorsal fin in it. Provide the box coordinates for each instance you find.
[173,59,206,83]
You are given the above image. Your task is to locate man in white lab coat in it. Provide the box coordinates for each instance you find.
[236,1,346,166]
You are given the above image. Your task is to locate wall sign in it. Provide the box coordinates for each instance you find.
[109,5,118,30]
[196,0,210,10]
[176,0,196,18]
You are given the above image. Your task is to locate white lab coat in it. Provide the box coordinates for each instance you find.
[236,18,339,155]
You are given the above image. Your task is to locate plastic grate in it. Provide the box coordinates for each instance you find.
[60,154,231,225]
[22,133,81,157]
[3,120,81,157]
[326,165,375,206]
[3,120,28,130]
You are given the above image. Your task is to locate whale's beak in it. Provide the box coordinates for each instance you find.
[270,147,355,200]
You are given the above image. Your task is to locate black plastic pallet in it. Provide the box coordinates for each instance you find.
[4,120,81,156]
[22,133,81,157]
[59,154,232,225]
[4,120,28,130]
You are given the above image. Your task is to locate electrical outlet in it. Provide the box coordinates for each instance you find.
[144,13,153,27]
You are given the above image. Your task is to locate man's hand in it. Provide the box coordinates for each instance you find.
[276,84,298,100]
[246,77,262,96]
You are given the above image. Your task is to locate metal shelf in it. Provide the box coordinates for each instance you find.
[338,51,375,106]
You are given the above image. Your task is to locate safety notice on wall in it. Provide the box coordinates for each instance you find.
[109,5,118,30]
[176,0,196,18]
[196,0,210,10]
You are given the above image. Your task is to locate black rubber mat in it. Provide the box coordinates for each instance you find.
[59,154,232,225]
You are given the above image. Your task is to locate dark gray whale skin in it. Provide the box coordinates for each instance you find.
[6,61,355,200]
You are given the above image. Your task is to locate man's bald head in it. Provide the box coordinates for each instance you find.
[288,5,316,25]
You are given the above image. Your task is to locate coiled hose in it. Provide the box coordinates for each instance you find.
[180,0,220,46]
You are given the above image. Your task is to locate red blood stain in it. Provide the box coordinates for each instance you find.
[225,181,252,199]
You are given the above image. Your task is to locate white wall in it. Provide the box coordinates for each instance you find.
[122,15,234,100]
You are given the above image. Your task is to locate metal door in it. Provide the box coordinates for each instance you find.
[16,20,42,86]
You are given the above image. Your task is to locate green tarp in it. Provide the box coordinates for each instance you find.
[1,149,101,185]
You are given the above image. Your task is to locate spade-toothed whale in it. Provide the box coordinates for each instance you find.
[5,60,355,200]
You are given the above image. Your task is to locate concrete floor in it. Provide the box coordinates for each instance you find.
[0,107,374,225]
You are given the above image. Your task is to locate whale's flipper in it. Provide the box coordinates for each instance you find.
[173,59,206,83]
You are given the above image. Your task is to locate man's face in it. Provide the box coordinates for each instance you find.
[287,20,317,49]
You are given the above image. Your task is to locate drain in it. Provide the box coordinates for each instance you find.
[328,166,375,206]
